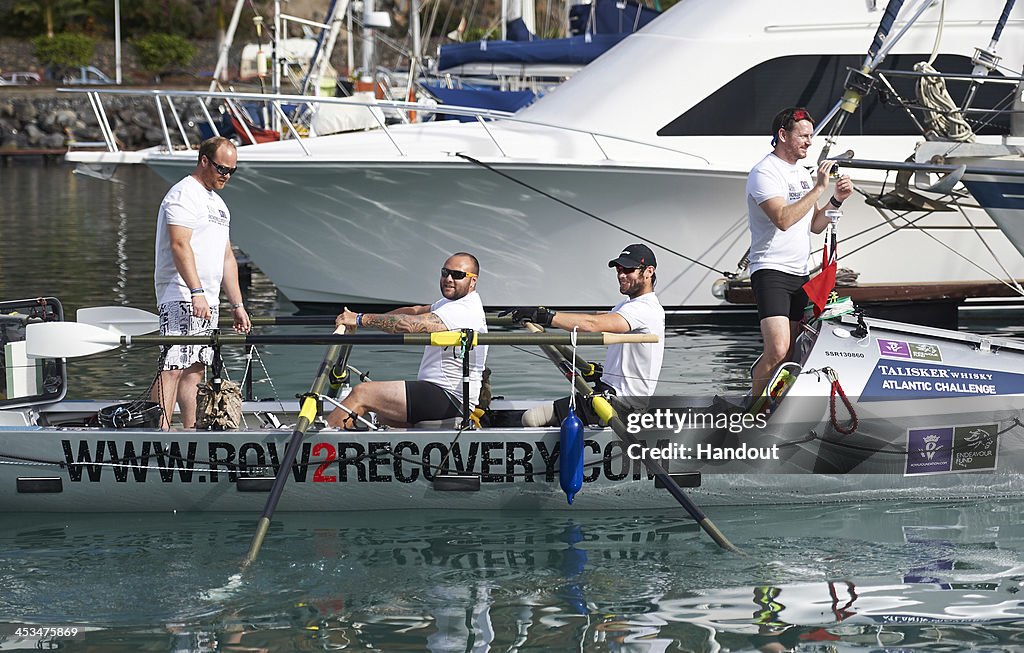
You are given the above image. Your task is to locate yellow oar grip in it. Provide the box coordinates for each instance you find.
[298,395,319,423]
[430,331,478,347]
[591,395,616,425]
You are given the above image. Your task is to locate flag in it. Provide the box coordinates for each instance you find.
[803,224,837,317]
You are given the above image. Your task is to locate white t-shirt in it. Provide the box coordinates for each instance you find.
[416,291,489,407]
[154,175,231,305]
[746,153,815,275]
[602,292,665,397]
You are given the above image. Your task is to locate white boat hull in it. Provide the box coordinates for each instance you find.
[4,312,1024,512]
[146,153,1024,312]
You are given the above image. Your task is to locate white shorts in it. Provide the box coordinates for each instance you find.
[158,300,218,371]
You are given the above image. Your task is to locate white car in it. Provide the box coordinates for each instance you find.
[62,66,114,85]
[0,71,42,86]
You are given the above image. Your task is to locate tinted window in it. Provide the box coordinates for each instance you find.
[657,54,1012,137]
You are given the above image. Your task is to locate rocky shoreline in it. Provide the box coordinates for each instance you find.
[0,90,205,151]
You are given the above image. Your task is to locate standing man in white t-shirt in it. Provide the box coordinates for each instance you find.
[509,243,665,426]
[746,107,853,398]
[152,136,251,429]
[325,252,488,428]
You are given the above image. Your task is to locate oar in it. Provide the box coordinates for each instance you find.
[76,305,516,336]
[244,325,346,567]
[524,322,743,554]
[25,321,656,359]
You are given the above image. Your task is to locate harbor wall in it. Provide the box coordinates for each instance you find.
[0,90,203,150]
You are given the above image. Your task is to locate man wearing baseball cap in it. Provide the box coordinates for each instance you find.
[503,243,665,426]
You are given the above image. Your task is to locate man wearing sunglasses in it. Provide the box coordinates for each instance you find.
[326,252,488,428]
[745,107,853,399]
[152,136,250,430]
[504,243,665,426]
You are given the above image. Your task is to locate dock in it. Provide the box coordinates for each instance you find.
[0,148,67,166]
[725,279,1024,329]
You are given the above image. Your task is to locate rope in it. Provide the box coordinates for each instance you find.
[455,152,734,277]
[568,327,578,411]
[915,61,974,142]
[825,367,858,435]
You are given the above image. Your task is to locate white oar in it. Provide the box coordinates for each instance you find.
[77,306,160,336]
[27,322,125,358]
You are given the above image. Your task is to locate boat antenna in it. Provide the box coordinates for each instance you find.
[961,0,1016,111]
[816,0,936,161]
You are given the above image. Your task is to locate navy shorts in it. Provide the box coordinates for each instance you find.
[751,269,809,321]
[405,380,463,423]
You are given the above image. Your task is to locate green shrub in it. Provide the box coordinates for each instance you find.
[131,33,196,82]
[32,33,95,71]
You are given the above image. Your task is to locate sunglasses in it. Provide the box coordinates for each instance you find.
[615,264,643,274]
[206,156,237,176]
[441,267,477,280]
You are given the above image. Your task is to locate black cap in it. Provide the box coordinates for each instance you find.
[608,244,657,269]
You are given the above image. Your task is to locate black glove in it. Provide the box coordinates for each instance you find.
[498,306,555,327]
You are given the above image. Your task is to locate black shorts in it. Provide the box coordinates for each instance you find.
[405,380,463,423]
[751,269,809,321]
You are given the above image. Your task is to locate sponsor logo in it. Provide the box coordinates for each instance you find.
[905,424,998,475]
[877,338,942,362]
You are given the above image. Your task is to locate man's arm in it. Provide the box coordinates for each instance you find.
[810,174,854,234]
[168,224,211,319]
[758,160,836,231]
[221,241,251,332]
[336,306,446,332]
[551,311,631,334]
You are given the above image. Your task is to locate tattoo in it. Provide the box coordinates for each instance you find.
[364,312,447,333]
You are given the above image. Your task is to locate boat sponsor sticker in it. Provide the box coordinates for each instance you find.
[877,338,942,362]
[861,358,1024,400]
[905,423,998,476]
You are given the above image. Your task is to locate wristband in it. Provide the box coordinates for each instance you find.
[829,196,843,208]
[230,303,244,309]
[190,287,204,295]
[356,313,364,327]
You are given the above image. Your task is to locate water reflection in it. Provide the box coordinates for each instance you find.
[2,502,1024,651]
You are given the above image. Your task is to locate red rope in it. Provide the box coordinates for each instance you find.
[827,368,858,435]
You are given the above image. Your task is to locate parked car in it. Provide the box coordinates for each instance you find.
[0,71,41,86]
[62,66,114,85]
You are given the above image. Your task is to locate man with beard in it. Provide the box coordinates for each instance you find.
[746,107,852,398]
[507,243,665,426]
[326,252,488,428]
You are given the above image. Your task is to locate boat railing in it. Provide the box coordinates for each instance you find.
[58,87,709,164]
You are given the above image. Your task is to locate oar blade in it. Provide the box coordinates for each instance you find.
[77,306,160,336]
[25,322,123,359]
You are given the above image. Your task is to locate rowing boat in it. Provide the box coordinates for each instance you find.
[2,297,1023,512]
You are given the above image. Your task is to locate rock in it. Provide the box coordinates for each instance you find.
[144,127,165,144]
[131,110,154,128]
[24,122,44,146]
[14,101,38,123]
[42,132,66,149]
[54,109,78,128]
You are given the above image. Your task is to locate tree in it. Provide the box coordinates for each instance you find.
[32,33,95,75]
[131,33,196,83]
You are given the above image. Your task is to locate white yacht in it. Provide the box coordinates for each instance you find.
[70,0,1024,316]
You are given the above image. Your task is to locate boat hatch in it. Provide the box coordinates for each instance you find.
[0,298,67,410]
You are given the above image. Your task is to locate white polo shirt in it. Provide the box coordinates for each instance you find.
[416,291,489,407]
[602,292,665,397]
[746,153,815,275]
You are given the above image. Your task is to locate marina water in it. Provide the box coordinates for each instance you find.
[3,165,1024,650]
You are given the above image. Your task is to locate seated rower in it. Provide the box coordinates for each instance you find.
[504,244,665,426]
[325,252,488,428]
